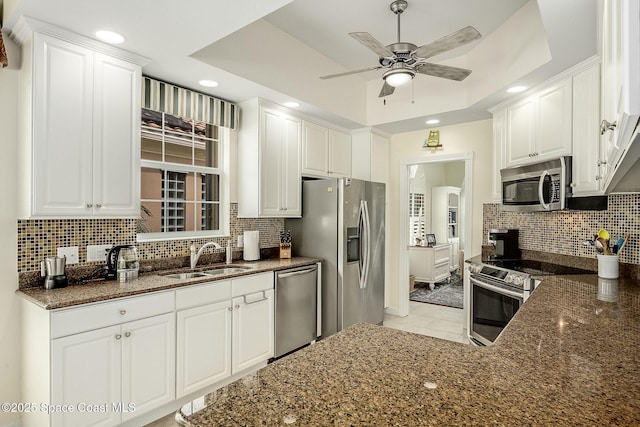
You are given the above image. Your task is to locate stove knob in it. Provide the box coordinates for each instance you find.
[512,275,524,286]
[504,274,513,284]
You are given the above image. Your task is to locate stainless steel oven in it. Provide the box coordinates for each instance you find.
[468,263,534,346]
[500,156,571,212]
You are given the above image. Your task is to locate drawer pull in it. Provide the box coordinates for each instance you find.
[125,332,131,338]
[235,304,240,309]
[115,334,122,340]
[228,307,233,311]
[243,291,268,305]
[120,310,126,315]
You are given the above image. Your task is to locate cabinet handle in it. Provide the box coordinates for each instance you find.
[228,307,233,311]
[125,332,131,338]
[86,203,93,208]
[235,304,240,309]
[243,291,268,305]
[96,204,102,208]
[115,334,122,340]
[600,119,617,135]
[595,176,602,181]
[597,160,607,166]
[120,310,126,315]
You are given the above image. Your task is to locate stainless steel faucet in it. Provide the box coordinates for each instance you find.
[190,241,222,269]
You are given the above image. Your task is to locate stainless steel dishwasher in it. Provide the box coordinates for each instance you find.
[274,264,319,358]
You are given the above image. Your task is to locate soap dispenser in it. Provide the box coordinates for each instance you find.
[226,240,232,264]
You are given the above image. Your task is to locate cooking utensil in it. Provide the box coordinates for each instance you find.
[594,239,605,254]
[598,229,610,240]
[597,237,611,255]
[617,234,630,254]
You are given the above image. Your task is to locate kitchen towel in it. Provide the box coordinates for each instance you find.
[243,231,260,261]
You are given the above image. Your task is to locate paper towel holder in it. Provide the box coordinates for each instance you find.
[243,230,260,261]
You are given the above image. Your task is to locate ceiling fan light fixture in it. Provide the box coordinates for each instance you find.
[383,68,415,87]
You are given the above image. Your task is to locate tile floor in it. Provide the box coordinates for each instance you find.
[145,301,468,426]
[383,301,469,344]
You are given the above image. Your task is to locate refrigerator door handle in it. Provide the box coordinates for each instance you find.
[362,200,372,289]
[358,200,367,289]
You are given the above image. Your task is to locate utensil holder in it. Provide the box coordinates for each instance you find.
[597,254,619,279]
[280,244,291,259]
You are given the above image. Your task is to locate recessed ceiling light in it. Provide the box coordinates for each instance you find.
[199,80,219,88]
[507,85,528,94]
[95,30,125,45]
[284,102,300,108]
[425,119,440,125]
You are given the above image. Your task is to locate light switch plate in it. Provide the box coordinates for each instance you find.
[57,246,79,264]
[87,244,113,262]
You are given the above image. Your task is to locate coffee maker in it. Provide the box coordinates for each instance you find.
[488,228,520,259]
[41,256,68,290]
[105,245,139,282]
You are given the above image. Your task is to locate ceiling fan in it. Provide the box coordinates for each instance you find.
[320,0,482,97]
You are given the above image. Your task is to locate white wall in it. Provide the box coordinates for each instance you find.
[386,119,493,311]
[0,30,22,427]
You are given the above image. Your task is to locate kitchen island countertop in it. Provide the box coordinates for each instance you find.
[17,257,321,310]
[180,274,640,426]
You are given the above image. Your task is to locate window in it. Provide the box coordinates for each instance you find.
[138,108,228,240]
[409,192,425,244]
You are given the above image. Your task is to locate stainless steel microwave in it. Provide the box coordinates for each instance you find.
[500,156,572,212]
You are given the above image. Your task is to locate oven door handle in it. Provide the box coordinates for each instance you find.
[470,276,524,299]
[538,170,550,211]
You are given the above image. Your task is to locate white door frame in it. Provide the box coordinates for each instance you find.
[397,152,474,319]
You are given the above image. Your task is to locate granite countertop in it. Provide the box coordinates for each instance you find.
[180,274,640,426]
[16,257,321,310]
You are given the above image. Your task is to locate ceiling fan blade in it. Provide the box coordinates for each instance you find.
[416,63,472,81]
[349,32,395,58]
[320,66,383,80]
[414,26,481,59]
[378,81,396,98]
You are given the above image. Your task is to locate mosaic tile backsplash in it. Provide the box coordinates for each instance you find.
[483,193,640,266]
[17,203,284,273]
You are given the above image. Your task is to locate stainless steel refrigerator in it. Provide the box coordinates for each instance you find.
[286,178,385,338]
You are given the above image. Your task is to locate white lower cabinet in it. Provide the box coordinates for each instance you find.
[50,312,175,427]
[232,289,275,372]
[175,272,274,399]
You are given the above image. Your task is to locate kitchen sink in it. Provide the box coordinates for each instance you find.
[164,272,209,279]
[163,264,256,279]
[202,265,255,276]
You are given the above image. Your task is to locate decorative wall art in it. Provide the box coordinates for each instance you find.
[423,130,442,151]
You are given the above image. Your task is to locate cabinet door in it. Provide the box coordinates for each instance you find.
[176,300,232,398]
[232,289,274,373]
[93,53,141,216]
[506,97,536,165]
[536,79,573,161]
[259,108,284,216]
[281,116,302,216]
[51,325,121,427]
[32,34,94,216]
[492,109,506,200]
[371,133,389,184]
[572,65,602,196]
[302,121,329,176]
[328,130,352,177]
[121,313,175,422]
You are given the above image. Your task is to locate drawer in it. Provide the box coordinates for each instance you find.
[232,272,274,297]
[434,246,450,258]
[434,264,450,281]
[176,280,231,310]
[51,291,175,339]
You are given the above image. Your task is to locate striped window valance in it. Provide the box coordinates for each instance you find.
[142,76,238,130]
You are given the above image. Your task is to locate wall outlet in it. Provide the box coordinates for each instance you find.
[87,244,113,262]
[57,246,79,264]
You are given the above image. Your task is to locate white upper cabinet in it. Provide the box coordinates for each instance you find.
[13,18,147,218]
[505,78,573,166]
[351,129,390,183]
[571,63,602,196]
[238,99,302,218]
[302,120,352,178]
[599,0,640,191]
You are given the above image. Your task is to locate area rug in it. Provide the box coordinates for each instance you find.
[410,274,463,309]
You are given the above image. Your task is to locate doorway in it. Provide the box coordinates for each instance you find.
[396,153,474,335]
